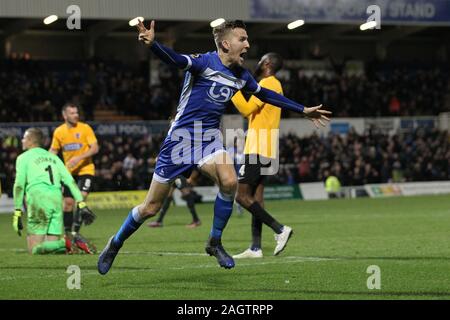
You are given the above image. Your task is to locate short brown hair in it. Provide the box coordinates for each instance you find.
[25,127,44,146]
[212,20,246,50]
[62,102,78,112]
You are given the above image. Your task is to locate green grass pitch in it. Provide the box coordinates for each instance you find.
[0,195,449,300]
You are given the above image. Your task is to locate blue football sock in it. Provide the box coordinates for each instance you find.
[210,192,234,239]
[113,207,144,247]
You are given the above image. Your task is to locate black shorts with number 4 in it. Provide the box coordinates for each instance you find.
[63,175,94,198]
[238,154,272,186]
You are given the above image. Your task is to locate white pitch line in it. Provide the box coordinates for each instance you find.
[121,251,338,262]
[120,251,206,256]
[0,254,339,282]
[0,248,338,261]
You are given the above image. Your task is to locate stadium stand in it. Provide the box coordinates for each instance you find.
[0,1,449,199]
[0,58,179,122]
[0,58,449,122]
[1,127,448,196]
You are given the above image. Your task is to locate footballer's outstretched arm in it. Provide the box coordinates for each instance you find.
[242,74,331,127]
[137,20,201,72]
[149,42,191,70]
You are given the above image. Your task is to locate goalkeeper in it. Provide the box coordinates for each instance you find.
[12,128,96,254]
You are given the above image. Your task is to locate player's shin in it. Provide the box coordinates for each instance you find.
[157,196,172,223]
[73,209,82,233]
[186,193,200,222]
[251,215,263,250]
[248,201,283,234]
[64,211,73,233]
[210,191,234,239]
[113,206,145,247]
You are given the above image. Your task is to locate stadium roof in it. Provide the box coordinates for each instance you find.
[1,18,449,44]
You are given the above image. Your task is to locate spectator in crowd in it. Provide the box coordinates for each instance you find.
[0,58,448,122]
[0,128,448,195]
[325,170,342,198]
[123,153,137,172]
[274,127,449,186]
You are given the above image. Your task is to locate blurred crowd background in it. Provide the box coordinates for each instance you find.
[0,52,449,196]
[1,126,448,196]
[1,57,448,123]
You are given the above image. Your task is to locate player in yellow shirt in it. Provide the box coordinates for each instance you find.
[50,103,99,249]
[232,53,330,258]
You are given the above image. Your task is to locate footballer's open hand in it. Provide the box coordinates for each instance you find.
[137,20,155,46]
[303,104,332,128]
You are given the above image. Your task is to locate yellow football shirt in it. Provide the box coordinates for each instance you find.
[231,76,283,159]
[50,122,97,176]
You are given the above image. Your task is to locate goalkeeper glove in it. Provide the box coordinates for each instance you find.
[12,209,23,236]
[77,201,96,226]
